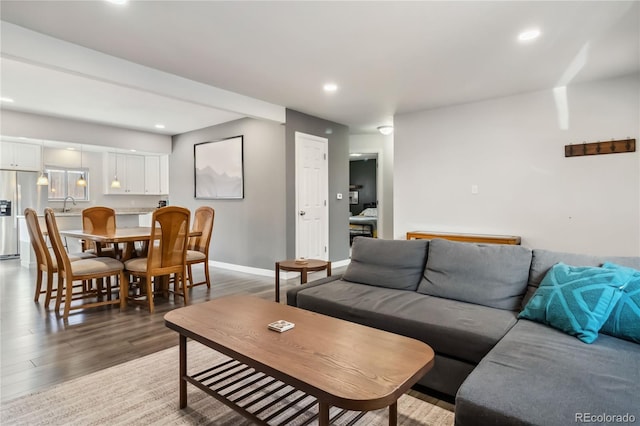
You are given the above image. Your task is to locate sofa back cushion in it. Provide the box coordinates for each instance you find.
[523,249,640,309]
[343,237,428,291]
[417,239,533,311]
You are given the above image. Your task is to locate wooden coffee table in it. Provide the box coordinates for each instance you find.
[164,296,435,425]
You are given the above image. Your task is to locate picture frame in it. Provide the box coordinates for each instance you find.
[194,135,244,199]
[349,190,359,205]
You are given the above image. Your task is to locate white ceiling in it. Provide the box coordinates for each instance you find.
[1,1,638,136]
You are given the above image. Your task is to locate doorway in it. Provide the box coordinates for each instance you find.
[349,153,378,244]
[295,132,328,260]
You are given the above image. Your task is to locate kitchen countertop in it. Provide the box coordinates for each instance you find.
[17,208,156,218]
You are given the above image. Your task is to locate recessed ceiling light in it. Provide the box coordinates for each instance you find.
[377,125,394,136]
[0,97,15,103]
[518,28,541,42]
[154,124,166,129]
[105,0,128,5]
[129,149,137,152]
[323,83,338,93]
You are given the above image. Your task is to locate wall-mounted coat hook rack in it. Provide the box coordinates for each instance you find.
[565,138,635,158]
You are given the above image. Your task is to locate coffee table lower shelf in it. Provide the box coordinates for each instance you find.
[184,357,369,426]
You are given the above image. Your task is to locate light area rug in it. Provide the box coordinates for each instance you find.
[1,341,454,426]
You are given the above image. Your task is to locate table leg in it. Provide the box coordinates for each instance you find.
[300,267,308,284]
[275,262,280,303]
[327,261,332,277]
[179,334,187,409]
[388,401,398,426]
[318,401,330,426]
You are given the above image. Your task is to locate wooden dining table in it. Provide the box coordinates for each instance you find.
[59,227,201,261]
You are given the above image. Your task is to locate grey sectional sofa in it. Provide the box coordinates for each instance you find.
[286,237,640,426]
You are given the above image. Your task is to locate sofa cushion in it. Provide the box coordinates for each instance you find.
[342,237,428,291]
[417,239,532,311]
[455,319,640,426]
[518,263,629,343]
[600,262,640,343]
[523,249,640,308]
[295,279,517,364]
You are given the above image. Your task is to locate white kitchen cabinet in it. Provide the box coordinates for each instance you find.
[159,155,169,195]
[144,156,160,195]
[143,155,169,195]
[103,153,145,194]
[0,142,41,171]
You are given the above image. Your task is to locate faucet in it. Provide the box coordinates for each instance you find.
[62,196,76,213]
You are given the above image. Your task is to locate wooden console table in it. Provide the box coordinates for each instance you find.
[407,231,521,245]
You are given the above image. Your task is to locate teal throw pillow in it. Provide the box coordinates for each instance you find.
[518,263,630,343]
[600,262,640,343]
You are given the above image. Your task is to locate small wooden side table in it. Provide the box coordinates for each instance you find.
[275,259,331,302]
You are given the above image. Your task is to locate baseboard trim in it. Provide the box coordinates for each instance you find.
[209,261,273,277]
[210,258,351,279]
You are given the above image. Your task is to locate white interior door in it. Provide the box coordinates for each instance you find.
[295,132,328,260]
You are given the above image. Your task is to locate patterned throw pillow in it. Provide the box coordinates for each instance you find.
[600,262,640,343]
[518,263,631,343]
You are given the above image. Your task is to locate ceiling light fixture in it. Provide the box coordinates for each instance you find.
[155,124,165,129]
[37,141,49,186]
[105,0,128,5]
[111,151,121,189]
[377,125,394,136]
[323,83,338,92]
[77,145,87,187]
[518,28,541,42]
[0,97,15,103]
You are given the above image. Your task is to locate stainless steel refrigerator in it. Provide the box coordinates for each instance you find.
[0,170,48,259]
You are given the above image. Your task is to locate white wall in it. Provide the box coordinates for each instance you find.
[350,133,394,239]
[394,74,640,256]
[171,118,286,270]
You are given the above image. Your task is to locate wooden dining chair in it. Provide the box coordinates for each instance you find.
[24,208,96,305]
[186,206,215,288]
[82,206,118,257]
[44,208,126,319]
[124,206,190,313]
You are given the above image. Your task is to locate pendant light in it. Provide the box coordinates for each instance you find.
[36,141,49,186]
[77,144,87,187]
[110,151,121,188]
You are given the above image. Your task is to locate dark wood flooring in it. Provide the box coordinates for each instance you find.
[0,258,341,402]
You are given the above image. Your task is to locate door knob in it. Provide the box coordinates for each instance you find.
[299,210,306,216]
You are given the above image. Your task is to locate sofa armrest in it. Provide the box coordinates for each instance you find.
[286,274,343,307]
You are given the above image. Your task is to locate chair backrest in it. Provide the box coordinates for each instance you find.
[82,206,116,235]
[44,208,72,278]
[188,206,215,254]
[147,206,190,274]
[24,208,54,271]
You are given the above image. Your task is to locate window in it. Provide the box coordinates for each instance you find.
[46,167,89,201]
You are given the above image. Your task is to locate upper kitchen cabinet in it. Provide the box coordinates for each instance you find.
[0,142,41,171]
[104,153,168,195]
[144,155,169,195]
[103,153,145,195]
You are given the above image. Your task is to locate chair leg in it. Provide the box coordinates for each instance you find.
[146,275,154,314]
[64,278,73,319]
[45,270,55,306]
[182,267,189,306]
[204,261,211,289]
[55,274,64,313]
[187,264,194,287]
[33,269,44,302]
[119,271,127,310]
